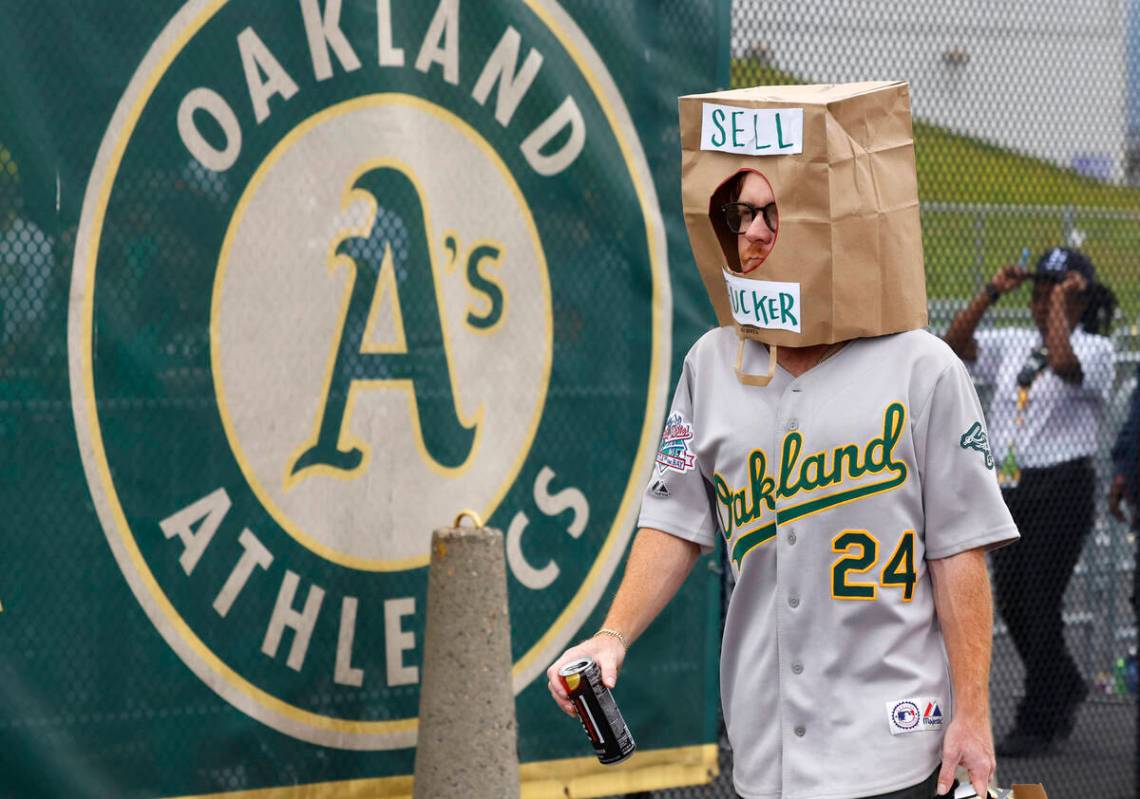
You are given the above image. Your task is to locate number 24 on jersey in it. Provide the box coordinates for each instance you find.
[831,530,917,601]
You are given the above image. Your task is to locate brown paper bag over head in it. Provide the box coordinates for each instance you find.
[679,82,928,384]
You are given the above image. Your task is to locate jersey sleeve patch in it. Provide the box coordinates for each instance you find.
[959,421,994,469]
[655,412,696,475]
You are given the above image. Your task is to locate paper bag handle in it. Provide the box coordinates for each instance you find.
[734,333,777,387]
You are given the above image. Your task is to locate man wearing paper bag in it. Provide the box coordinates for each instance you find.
[547,83,1019,799]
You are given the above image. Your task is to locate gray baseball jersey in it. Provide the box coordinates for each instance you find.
[638,327,1018,799]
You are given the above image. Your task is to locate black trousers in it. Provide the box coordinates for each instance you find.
[736,768,944,799]
[991,457,1094,737]
[870,769,943,799]
[1133,514,1139,788]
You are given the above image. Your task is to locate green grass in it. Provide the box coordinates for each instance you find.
[729,60,1140,321]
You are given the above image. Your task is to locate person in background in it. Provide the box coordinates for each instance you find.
[944,246,1118,757]
[1108,362,1140,529]
[1107,360,1140,787]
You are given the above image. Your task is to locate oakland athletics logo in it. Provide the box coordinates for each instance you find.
[959,421,993,470]
[70,0,668,749]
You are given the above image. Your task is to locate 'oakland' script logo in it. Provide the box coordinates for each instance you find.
[713,403,909,568]
[70,0,668,750]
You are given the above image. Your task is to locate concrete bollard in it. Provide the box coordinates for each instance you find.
[412,513,519,799]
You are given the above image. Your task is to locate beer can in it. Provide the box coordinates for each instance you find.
[558,656,636,765]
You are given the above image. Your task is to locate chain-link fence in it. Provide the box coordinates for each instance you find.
[625,3,1138,797]
[3,1,1138,797]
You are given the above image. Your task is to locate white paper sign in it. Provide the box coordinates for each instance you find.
[723,271,801,332]
[700,103,803,156]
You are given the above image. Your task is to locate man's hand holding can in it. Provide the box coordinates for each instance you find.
[546,631,627,717]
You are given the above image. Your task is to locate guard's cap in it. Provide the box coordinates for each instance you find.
[1034,246,1095,284]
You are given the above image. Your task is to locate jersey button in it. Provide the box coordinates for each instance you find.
[785,418,798,431]
[787,531,797,545]
[788,596,800,608]
[794,725,806,737]
[792,663,804,675]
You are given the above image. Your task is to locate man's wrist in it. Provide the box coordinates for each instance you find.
[952,699,990,724]
[594,627,628,652]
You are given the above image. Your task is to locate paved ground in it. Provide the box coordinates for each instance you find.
[992,695,1134,798]
[988,597,1136,798]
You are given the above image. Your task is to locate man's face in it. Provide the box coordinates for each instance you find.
[1029,274,1083,333]
[1029,279,1052,332]
[735,172,779,272]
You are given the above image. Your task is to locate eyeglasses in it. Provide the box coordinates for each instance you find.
[722,202,778,235]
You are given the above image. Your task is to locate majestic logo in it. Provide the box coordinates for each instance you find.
[960,421,993,469]
[656,413,695,474]
[922,701,944,728]
[69,0,668,750]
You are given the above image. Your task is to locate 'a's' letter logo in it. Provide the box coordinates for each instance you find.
[293,165,475,476]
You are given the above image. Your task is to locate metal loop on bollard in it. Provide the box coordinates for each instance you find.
[452,509,484,528]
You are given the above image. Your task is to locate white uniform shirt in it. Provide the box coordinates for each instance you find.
[638,328,1018,799]
[970,328,1114,469]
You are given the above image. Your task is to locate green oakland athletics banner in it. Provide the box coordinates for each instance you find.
[0,1,728,796]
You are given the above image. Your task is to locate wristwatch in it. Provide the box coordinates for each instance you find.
[984,282,1001,303]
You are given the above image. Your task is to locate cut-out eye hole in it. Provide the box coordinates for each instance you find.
[722,201,778,235]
